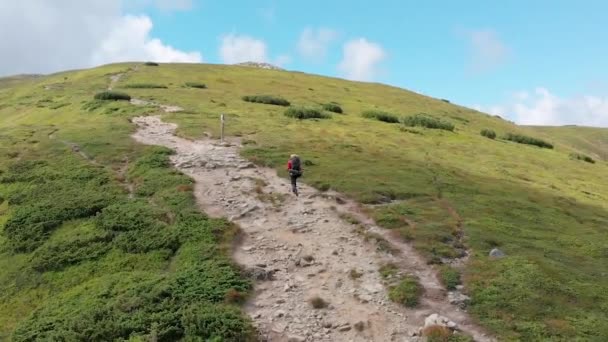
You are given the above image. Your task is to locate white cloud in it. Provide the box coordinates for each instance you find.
[297,27,338,61]
[477,88,608,127]
[338,38,386,81]
[91,15,201,65]
[219,34,268,64]
[0,0,201,76]
[462,29,510,73]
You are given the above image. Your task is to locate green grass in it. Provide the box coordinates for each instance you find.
[388,275,423,307]
[122,83,168,89]
[361,110,400,123]
[322,102,343,113]
[569,152,596,164]
[94,91,131,101]
[242,94,290,106]
[1,62,608,341]
[503,133,554,149]
[480,128,497,139]
[402,113,455,131]
[284,107,330,120]
[184,82,207,89]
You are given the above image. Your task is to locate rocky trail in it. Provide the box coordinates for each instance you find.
[131,113,495,342]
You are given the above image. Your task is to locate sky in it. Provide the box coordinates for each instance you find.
[1,0,608,127]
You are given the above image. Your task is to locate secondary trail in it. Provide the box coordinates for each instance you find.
[131,114,494,342]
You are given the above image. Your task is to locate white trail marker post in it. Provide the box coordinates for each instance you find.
[220,114,225,144]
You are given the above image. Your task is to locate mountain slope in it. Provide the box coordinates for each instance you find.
[1,62,607,341]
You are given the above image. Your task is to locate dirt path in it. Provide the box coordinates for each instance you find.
[131,115,494,342]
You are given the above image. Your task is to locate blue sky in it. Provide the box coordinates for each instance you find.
[139,0,608,126]
[3,0,608,126]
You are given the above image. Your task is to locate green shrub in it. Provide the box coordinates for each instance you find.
[362,110,399,123]
[123,83,167,89]
[284,107,330,120]
[440,266,461,290]
[388,275,423,307]
[503,133,553,149]
[3,175,114,253]
[112,227,180,254]
[242,95,290,106]
[480,129,497,139]
[30,232,112,272]
[402,114,455,131]
[144,61,159,66]
[322,103,343,113]
[94,91,131,101]
[570,153,595,164]
[95,200,165,232]
[185,82,207,89]
[181,304,255,341]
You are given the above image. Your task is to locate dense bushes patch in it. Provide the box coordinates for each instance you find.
[242,95,290,106]
[284,107,330,120]
[402,114,455,131]
[184,82,207,89]
[1,159,117,252]
[439,266,461,290]
[12,273,253,341]
[322,103,343,113]
[29,231,112,272]
[93,91,131,101]
[570,153,595,164]
[362,110,400,123]
[503,133,553,149]
[388,275,423,307]
[481,129,497,139]
[123,83,167,89]
[144,61,159,66]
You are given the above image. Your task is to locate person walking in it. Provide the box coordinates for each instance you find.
[287,154,303,196]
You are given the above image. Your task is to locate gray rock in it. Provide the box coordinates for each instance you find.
[287,335,306,342]
[338,324,352,332]
[489,248,506,258]
[246,266,275,281]
[448,291,471,309]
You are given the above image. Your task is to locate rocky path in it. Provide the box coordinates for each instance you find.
[131,115,494,342]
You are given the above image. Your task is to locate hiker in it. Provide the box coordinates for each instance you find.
[287,154,303,196]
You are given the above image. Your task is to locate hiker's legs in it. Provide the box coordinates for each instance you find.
[290,175,298,194]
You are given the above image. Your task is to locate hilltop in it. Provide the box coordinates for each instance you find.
[0,62,607,341]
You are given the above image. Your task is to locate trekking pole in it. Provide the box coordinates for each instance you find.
[220,114,225,143]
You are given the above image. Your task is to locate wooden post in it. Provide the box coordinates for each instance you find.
[220,114,225,143]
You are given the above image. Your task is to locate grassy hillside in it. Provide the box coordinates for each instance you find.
[528,125,608,161]
[1,62,607,341]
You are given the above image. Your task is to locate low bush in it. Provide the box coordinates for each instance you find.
[388,275,423,307]
[123,83,167,89]
[95,200,165,232]
[181,304,255,341]
[242,95,290,106]
[503,133,553,149]
[422,325,452,341]
[480,129,497,139]
[284,107,330,120]
[362,110,400,123]
[570,153,595,164]
[310,296,329,309]
[94,91,131,101]
[439,266,461,290]
[402,114,455,131]
[144,61,159,66]
[30,232,112,272]
[184,82,207,89]
[322,103,343,113]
